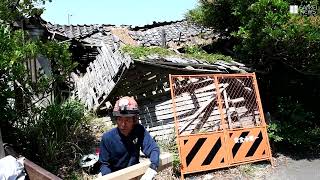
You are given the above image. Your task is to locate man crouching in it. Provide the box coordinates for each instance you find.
[99,96,160,180]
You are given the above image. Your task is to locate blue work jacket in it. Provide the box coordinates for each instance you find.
[99,124,160,175]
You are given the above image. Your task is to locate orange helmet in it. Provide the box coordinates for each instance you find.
[113,96,139,117]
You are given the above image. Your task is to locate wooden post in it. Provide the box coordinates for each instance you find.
[161,29,166,48]
[0,128,5,159]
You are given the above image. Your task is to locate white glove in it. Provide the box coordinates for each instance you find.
[140,167,157,180]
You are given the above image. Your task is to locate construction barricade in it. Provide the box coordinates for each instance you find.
[169,73,272,179]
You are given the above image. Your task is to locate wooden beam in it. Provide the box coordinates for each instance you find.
[97,153,173,180]
[24,159,62,180]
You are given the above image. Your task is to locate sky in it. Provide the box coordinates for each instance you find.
[41,0,198,26]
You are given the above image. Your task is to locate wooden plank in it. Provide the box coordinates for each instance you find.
[140,106,249,134]
[139,87,232,122]
[140,90,216,113]
[96,53,113,80]
[150,82,221,107]
[150,129,174,138]
[185,114,221,132]
[146,123,175,132]
[174,78,214,92]
[123,53,132,68]
[229,97,245,104]
[97,153,173,180]
[140,83,227,113]
[179,97,215,134]
[102,42,119,75]
[113,50,124,68]
[24,159,62,180]
[99,44,116,76]
[139,105,247,125]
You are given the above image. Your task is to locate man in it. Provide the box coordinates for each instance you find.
[99,96,160,180]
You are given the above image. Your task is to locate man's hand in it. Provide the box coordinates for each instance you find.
[140,167,157,180]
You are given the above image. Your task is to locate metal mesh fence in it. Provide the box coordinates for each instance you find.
[169,73,272,178]
[171,75,221,136]
[217,76,262,129]
[170,74,265,136]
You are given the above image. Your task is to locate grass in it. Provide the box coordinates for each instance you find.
[238,164,257,177]
[157,135,181,176]
[121,45,233,63]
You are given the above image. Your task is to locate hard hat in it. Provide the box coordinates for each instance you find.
[113,96,139,117]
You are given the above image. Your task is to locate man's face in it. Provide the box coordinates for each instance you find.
[116,116,135,136]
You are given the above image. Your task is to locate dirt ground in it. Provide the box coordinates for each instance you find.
[155,153,320,180]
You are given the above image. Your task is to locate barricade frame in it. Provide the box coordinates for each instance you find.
[169,73,273,179]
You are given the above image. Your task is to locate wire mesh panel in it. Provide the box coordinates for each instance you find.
[169,73,272,179]
[216,75,264,129]
[169,75,223,136]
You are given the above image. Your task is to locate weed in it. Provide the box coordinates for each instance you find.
[121,45,233,63]
[238,164,256,177]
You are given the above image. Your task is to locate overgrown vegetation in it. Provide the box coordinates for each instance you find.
[121,45,233,63]
[187,0,320,152]
[187,0,320,72]
[0,0,94,177]
[21,100,93,174]
[268,97,320,151]
[157,135,181,176]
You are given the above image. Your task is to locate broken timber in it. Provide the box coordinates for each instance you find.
[72,42,132,111]
[96,153,173,180]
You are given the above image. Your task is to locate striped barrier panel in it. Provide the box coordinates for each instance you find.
[169,73,273,179]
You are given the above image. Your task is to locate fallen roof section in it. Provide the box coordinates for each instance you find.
[134,56,250,73]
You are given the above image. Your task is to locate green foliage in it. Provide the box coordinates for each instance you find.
[186,0,241,33]
[187,0,320,73]
[25,99,89,172]
[184,45,233,63]
[121,45,233,63]
[267,122,283,142]
[157,135,181,175]
[121,45,175,59]
[267,97,320,149]
[0,0,84,175]
[0,25,77,128]
[0,0,51,24]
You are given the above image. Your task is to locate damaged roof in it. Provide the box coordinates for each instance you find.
[43,20,218,48]
[134,56,249,73]
[45,23,114,39]
[128,20,217,47]
[41,18,250,73]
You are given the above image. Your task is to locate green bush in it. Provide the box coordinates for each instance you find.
[267,97,320,150]
[25,99,91,172]
[187,0,320,73]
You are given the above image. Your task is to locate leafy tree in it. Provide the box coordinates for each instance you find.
[187,0,320,73]
[0,0,89,175]
[0,0,51,24]
[187,0,320,151]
